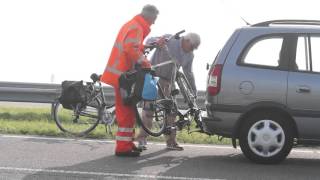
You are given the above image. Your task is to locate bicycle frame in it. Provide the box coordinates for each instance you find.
[86,80,115,122]
[152,60,178,95]
[152,59,203,133]
[86,81,105,106]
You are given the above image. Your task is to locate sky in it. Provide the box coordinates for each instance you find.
[1,0,320,90]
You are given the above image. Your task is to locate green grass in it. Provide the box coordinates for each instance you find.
[0,106,231,145]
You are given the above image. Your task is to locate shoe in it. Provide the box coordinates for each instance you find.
[167,143,184,151]
[133,145,143,152]
[138,144,147,150]
[115,150,140,157]
[138,140,147,151]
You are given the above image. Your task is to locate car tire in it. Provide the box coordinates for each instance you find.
[239,112,294,164]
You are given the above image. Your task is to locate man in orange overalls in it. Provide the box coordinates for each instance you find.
[101,5,159,157]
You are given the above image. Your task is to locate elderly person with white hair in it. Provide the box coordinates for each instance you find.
[135,32,201,151]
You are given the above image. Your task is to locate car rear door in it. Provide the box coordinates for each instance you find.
[287,34,320,139]
[220,35,289,108]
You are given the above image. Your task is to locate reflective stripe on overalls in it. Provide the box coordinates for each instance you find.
[115,127,135,141]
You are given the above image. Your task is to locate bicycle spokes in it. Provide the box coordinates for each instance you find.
[54,101,100,136]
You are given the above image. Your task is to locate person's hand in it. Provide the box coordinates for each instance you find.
[156,36,166,48]
[141,60,151,69]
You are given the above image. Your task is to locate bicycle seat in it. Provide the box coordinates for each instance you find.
[90,73,100,82]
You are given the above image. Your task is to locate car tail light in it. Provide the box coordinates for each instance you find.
[207,64,223,96]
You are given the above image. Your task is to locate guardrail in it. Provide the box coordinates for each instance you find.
[0,81,206,109]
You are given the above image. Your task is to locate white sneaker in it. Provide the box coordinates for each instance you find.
[138,140,147,150]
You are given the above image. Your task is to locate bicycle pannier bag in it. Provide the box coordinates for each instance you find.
[119,70,135,105]
[58,81,87,109]
[119,69,158,105]
[119,70,142,105]
[141,73,159,101]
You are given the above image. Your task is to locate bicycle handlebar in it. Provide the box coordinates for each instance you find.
[173,30,186,40]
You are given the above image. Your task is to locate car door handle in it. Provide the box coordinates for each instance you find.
[296,86,311,93]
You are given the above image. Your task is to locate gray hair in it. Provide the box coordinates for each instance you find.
[184,33,201,49]
[141,4,159,22]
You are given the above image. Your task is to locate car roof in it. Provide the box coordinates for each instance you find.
[252,19,320,26]
[240,20,320,34]
[236,19,320,34]
[242,26,320,34]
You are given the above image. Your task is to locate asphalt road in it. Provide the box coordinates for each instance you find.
[1,135,320,180]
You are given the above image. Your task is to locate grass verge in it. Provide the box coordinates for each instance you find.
[0,106,231,145]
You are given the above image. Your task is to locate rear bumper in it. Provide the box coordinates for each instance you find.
[202,113,234,138]
[202,104,241,138]
[202,115,222,134]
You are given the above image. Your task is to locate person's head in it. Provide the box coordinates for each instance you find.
[140,4,159,25]
[181,33,201,53]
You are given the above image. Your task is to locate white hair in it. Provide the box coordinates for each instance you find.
[184,33,201,49]
[141,4,159,22]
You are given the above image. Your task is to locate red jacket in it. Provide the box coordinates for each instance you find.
[101,15,151,88]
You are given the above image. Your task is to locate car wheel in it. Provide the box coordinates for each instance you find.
[239,112,294,164]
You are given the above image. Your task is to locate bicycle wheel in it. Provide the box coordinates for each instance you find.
[53,98,101,136]
[135,83,168,137]
[176,72,196,106]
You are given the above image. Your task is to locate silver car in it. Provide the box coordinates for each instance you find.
[203,20,320,164]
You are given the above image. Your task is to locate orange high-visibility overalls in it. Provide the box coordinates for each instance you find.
[101,15,151,153]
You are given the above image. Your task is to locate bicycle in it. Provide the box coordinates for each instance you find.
[53,73,116,137]
[135,30,204,137]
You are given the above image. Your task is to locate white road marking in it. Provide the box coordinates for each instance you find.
[0,134,319,153]
[0,166,224,180]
